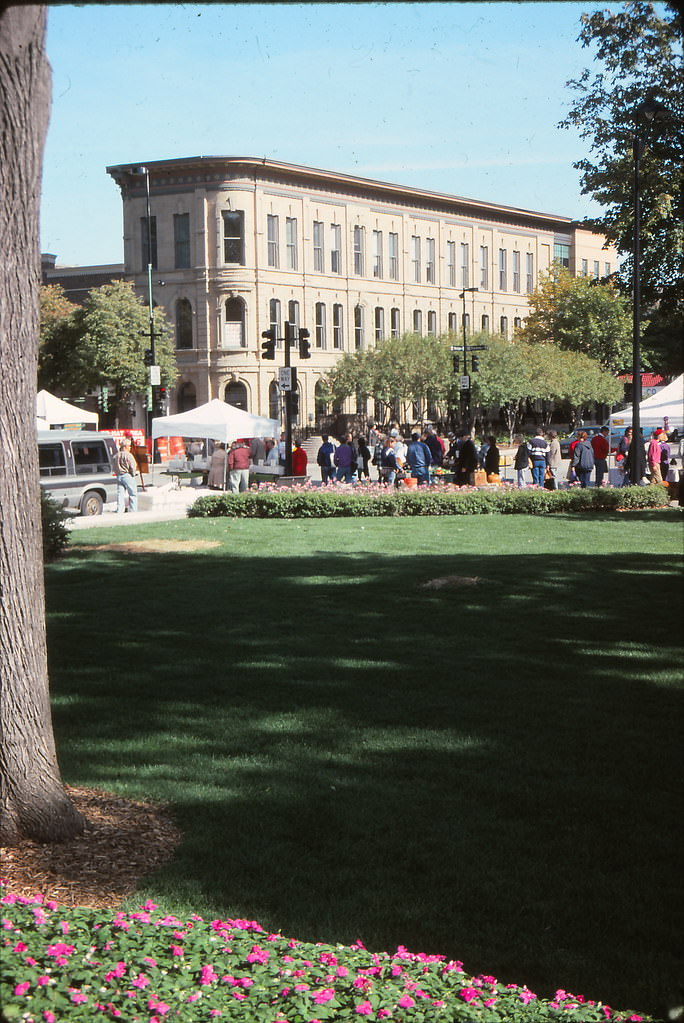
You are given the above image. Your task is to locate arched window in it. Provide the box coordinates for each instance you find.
[481,314,490,332]
[315,379,328,420]
[413,309,422,334]
[224,297,246,348]
[427,310,437,336]
[500,316,508,337]
[225,381,248,410]
[177,381,196,413]
[269,380,281,421]
[176,298,193,349]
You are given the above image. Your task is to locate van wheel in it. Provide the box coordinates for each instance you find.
[80,491,104,516]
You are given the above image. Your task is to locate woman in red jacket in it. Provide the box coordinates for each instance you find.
[292,440,308,478]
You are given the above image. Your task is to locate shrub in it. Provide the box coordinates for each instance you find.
[188,482,671,520]
[0,890,654,1022]
[40,489,71,561]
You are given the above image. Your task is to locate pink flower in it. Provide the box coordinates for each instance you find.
[70,990,88,1004]
[142,900,159,911]
[484,998,498,1007]
[13,941,27,952]
[170,944,184,956]
[46,942,75,958]
[246,944,269,964]
[459,986,480,1003]
[200,964,218,985]
[148,998,170,1015]
[143,956,157,968]
[132,974,150,989]
[313,988,335,1004]
[43,1013,57,1023]
[397,995,415,1008]
[355,1000,373,1015]
[519,988,537,1004]
[59,920,70,934]
[14,981,30,996]
[37,976,51,986]
[231,990,247,1000]
[336,966,349,978]
[186,992,201,1002]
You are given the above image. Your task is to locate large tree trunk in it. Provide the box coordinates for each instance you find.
[0,5,84,844]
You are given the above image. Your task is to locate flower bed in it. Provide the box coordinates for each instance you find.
[187,482,671,519]
[0,890,652,1022]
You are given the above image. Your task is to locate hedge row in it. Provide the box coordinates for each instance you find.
[188,484,672,520]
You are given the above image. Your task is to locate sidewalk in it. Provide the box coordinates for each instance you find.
[67,483,214,530]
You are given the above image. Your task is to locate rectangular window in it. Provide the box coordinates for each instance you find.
[390,307,400,338]
[447,241,456,287]
[413,309,422,334]
[173,213,190,269]
[427,310,437,336]
[267,215,279,268]
[480,245,489,289]
[513,250,521,292]
[333,304,344,349]
[426,238,436,284]
[353,225,365,276]
[500,315,508,337]
[604,261,611,277]
[269,298,281,345]
[315,302,326,348]
[554,242,570,268]
[286,217,297,270]
[593,260,600,279]
[141,216,157,271]
[462,312,470,336]
[222,210,244,265]
[481,314,490,332]
[498,248,507,291]
[513,317,522,330]
[373,230,383,278]
[411,236,421,283]
[288,300,300,334]
[374,306,384,342]
[526,252,534,293]
[330,223,342,274]
[354,305,364,349]
[313,221,324,272]
[581,258,588,276]
[460,243,469,288]
[388,232,399,280]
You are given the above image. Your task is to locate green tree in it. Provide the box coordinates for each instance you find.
[560,2,683,312]
[518,265,633,372]
[471,334,534,440]
[38,284,87,392]
[40,280,177,410]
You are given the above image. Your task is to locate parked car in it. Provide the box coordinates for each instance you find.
[38,430,119,515]
[559,427,603,459]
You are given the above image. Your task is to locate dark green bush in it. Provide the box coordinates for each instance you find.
[40,489,71,560]
[188,484,671,520]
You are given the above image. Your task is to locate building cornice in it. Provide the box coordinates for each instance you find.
[106,155,578,232]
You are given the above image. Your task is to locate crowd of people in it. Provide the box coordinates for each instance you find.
[181,423,681,496]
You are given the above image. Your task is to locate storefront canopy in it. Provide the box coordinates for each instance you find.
[151,399,279,444]
[609,374,683,433]
[36,390,99,429]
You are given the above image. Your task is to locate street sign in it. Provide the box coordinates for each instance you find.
[466,345,488,351]
[278,367,293,391]
[450,345,465,352]
[459,375,470,391]
[149,365,161,385]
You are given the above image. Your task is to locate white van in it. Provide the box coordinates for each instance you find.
[38,430,120,515]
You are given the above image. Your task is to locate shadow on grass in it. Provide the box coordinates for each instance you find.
[46,542,683,1018]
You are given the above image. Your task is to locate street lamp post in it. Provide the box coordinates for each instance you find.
[131,165,157,444]
[630,96,667,485]
[459,287,478,430]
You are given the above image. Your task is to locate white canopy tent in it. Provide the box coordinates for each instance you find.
[151,399,279,452]
[609,374,684,433]
[36,389,99,429]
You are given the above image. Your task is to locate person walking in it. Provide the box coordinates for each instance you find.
[356,436,371,480]
[513,434,529,488]
[546,430,562,489]
[527,429,550,487]
[115,436,139,513]
[292,439,308,477]
[334,434,355,483]
[647,430,663,484]
[227,439,251,492]
[484,436,500,480]
[406,432,432,486]
[572,431,595,488]
[591,426,610,487]
[316,434,336,484]
[379,437,399,485]
[617,427,632,486]
[207,442,227,489]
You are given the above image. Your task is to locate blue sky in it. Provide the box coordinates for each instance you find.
[42,1,644,266]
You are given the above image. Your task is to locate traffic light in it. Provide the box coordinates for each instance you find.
[471,354,480,372]
[144,349,154,367]
[452,355,460,374]
[298,328,311,359]
[290,392,300,418]
[261,329,276,360]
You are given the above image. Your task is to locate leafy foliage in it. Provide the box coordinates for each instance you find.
[188,484,670,520]
[0,890,657,1021]
[560,2,684,313]
[518,267,633,372]
[38,281,177,407]
[39,489,71,561]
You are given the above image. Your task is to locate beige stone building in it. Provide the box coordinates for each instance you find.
[106,156,617,425]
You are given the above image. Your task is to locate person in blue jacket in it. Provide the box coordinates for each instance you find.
[406,432,433,486]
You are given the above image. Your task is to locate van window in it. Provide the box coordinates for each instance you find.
[39,443,67,476]
[71,440,112,474]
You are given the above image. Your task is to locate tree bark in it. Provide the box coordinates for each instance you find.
[0,5,84,844]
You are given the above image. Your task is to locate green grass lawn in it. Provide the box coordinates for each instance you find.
[46,511,683,1019]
